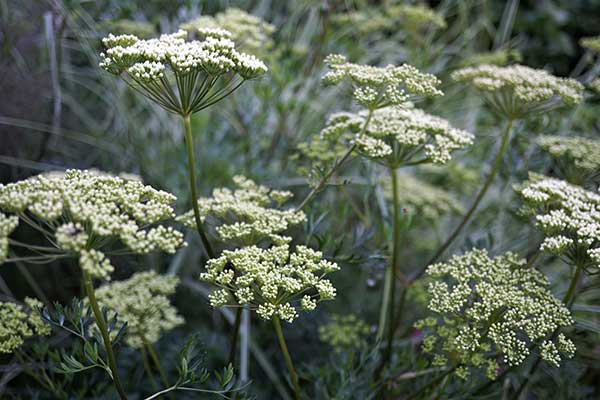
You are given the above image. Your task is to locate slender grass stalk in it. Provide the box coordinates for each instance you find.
[82,270,128,400]
[182,114,215,259]
[511,261,584,399]
[273,316,301,400]
[418,118,514,278]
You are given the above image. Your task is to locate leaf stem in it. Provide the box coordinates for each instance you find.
[82,270,128,400]
[182,114,215,259]
[273,316,301,400]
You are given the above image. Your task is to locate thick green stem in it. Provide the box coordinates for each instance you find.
[228,308,243,366]
[182,114,215,259]
[273,317,301,400]
[420,119,514,275]
[83,271,128,400]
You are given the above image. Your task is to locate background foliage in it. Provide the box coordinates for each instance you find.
[1,0,599,399]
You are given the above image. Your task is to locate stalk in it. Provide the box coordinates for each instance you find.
[377,167,402,342]
[419,119,514,274]
[273,316,301,400]
[511,261,584,399]
[145,341,170,389]
[82,270,128,400]
[228,308,243,366]
[182,114,215,259]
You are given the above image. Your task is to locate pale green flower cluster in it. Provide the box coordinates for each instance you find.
[0,212,18,263]
[416,249,574,380]
[590,78,600,94]
[94,271,183,348]
[517,174,600,269]
[323,54,443,108]
[318,314,369,352]
[320,105,473,167]
[177,176,305,245]
[461,49,522,67]
[0,298,50,354]
[537,135,600,174]
[181,8,275,56]
[580,36,600,53]
[333,3,446,35]
[201,243,339,323]
[0,169,185,279]
[382,173,463,220]
[451,64,584,118]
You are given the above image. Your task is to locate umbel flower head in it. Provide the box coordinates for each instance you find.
[332,3,446,36]
[94,271,183,348]
[580,36,600,54]
[451,64,584,118]
[99,29,267,115]
[319,314,370,353]
[382,173,463,220]
[0,298,50,354]
[0,170,185,279]
[416,249,574,380]
[319,104,473,167]
[516,174,600,270]
[537,135,600,185]
[181,8,275,56]
[322,54,443,109]
[0,212,19,263]
[202,243,339,323]
[177,176,305,246]
[590,78,600,94]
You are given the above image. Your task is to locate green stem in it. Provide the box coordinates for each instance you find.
[141,346,160,392]
[419,118,514,277]
[377,167,402,343]
[273,317,301,400]
[82,271,128,400]
[182,114,215,259]
[145,340,170,389]
[228,308,243,366]
[511,261,584,399]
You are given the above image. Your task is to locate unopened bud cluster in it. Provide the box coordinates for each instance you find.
[0,298,50,354]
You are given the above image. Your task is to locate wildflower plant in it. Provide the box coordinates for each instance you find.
[416,249,575,380]
[319,314,370,353]
[537,135,600,185]
[181,8,275,56]
[517,174,600,273]
[451,64,584,119]
[177,176,305,246]
[0,298,50,354]
[94,271,183,349]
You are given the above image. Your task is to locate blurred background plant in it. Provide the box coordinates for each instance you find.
[1,0,600,399]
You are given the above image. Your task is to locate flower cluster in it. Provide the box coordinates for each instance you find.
[201,243,339,323]
[0,212,18,263]
[382,173,463,220]
[516,174,600,269]
[181,8,275,56]
[320,105,473,167]
[451,64,584,118]
[100,29,267,114]
[537,135,600,177]
[580,36,600,53]
[416,249,574,379]
[0,169,185,279]
[333,3,445,36]
[323,54,443,108]
[178,176,305,245]
[318,314,369,352]
[0,298,50,354]
[590,78,600,94]
[94,271,183,348]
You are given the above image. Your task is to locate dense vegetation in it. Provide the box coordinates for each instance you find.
[1,1,599,399]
